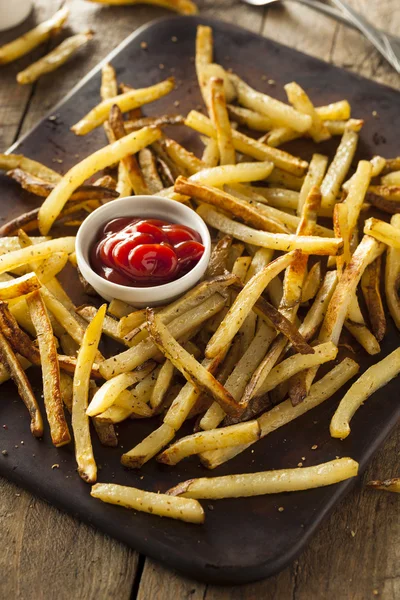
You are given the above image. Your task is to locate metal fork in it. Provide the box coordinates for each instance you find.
[241,0,400,74]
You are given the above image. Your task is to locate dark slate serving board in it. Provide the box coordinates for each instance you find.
[1,15,400,585]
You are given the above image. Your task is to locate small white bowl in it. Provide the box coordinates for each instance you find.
[76,196,211,308]
[0,0,32,31]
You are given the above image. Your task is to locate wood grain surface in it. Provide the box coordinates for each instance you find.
[0,1,399,598]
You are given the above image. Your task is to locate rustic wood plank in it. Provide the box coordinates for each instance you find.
[0,477,138,600]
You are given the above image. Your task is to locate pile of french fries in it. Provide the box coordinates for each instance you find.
[1,24,400,525]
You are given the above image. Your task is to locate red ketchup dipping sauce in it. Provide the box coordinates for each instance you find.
[90,217,205,287]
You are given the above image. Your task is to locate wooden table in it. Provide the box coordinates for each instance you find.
[1,1,399,598]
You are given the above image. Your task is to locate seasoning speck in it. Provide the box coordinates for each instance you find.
[51,464,60,469]
[297,462,303,467]
[171,36,178,42]
[174,100,180,107]
[159,63,165,70]
[372,111,378,117]
[140,41,148,50]
[311,444,318,450]
[351,530,356,537]
[278,506,284,512]
[268,79,276,86]
[2,450,8,456]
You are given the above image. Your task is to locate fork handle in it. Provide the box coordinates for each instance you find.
[290,0,359,29]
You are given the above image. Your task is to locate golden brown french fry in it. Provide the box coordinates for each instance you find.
[60,371,73,413]
[315,100,351,120]
[385,214,400,329]
[261,127,300,148]
[150,360,175,410]
[86,362,155,417]
[364,217,400,248]
[189,162,273,187]
[185,111,308,175]
[92,416,118,448]
[361,256,386,341]
[108,299,135,319]
[91,483,204,524]
[38,127,161,234]
[367,478,400,493]
[17,31,93,85]
[26,290,70,447]
[100,293,226,378]
[324,119,364,135]
[344,161,372,235]
[206,253,296,359]
[138,148,163,194]
[168,458,358,498]
[0,237,75,275]
[86,0,198,14]
[206,236,232,278]
[227,104,275,131]
[333,202,350,276]
[0,272,40,300]
[121,422,176,468]
[381,171,400,186]
[175,177,284,233]
[0,331,43,436]
[161,138,205,176]
[301,262,321,303]
[297,153,328,216]
[0,155,60,185]
[320,130,358,209]
[230,74,312,133]
[195,25,213,107]
[197,205,342,255]
[158,421,260,465]
[201,137,220,167]
[209,77,235,165]
[299,270,338,341]
[72,304,106,483]
[0,301,41,365]
[330,348,400,439]
[147,310,241,417]
[284,82,330,142]
[72,79,174,135]
[0,6,69,65]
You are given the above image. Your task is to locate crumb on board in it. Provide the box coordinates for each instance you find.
[278,506,284,512]
[51,464,60,469]
[311,444,318,450]
[1,450,8,456]
[140,41,148,50]
[171,36,178,42]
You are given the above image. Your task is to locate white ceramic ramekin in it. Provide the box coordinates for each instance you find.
[76,196,211,307]
[0,0,32,32]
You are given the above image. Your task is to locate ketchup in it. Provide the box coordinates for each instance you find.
[90,217,205,287]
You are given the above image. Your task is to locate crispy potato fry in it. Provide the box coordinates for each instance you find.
[266,167,304,191]
[201,358,359,468]
[147,310,241,416]
[150,359,175,410]
[86,0,198,14]
[227,104,274,131]
[38,127,161,234]
[195,24,213,106]
[138,148,163,194]
[344,161,372,235]
[0,272,40,300]
[0,6,69,65]
[0,155,60,185]
[72,79,174,135]
[261,127,299,148]
[91,482,204,524]
[158,421,260,465]
[301,262,321,303]
[185,111,308,176]
[175,177,285,232]
[72,304,106,483]
[206,236,232,278]
[230,74,312,133]
[364,217,400,248]
[108,299,135,319]
[299,270,338,340]
[320,130,358,209]
[197,205,342,255]
[189,162,273,187]
[367,185,400,202]
[0,331,43,436]
[17,31,93,85]
[201,137,220,167]
[316,100,351,121]
[124,115,185,133]
[77,305,139,348]
[60,371,73,413]
[168,457,358,498]
[330,348,400,439]
[333,203,350,276]
[209,77,235,165]
[0,301,41,365]
[100,293,226,378]
[324,119,364,135]
[0,237,75,274]
[122,422,176,468]
[92,417,118,447]
[367,478,400,493]
[87,362,155,417]
[385,214,400,329]
[285,82,330,142]
[206,253,295,359]
[108,104,148,195]
[116,161,132,198]
[361,257,386,341]
[161,138,205,176]
[27,290,70,447]
[297,153,328,216]
[381,171,400,186]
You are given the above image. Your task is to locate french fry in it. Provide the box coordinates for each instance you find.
[168,458,358,498]
[0,155,60,185]
[71,79,174,135]
[344,161,372,234]
[209,78,235,165]
[245,187,300,211]
[197,205,342,255]
[150,360,175,410]
[364,217,400,248]
[367,478,400,493]
[0,237,75,274]
[17,31,94,85]
[201,358,359,468]
[333,203,350,276]
[381,171,400,186]
[189,162,273,187]
[205,236,232,278]
[0,301,41,365]
[147,310,241,417]
[175,177,285,233]
[205,253,296,359]
[100,293,226,378]
[297,153,328,216]
[0,331,43,437]
[0,6,69,65]
[284,82,330,142]
[108,299,135,319]
[299,270,338,341]
[77,305,139,348]
[324,119,364,135]
[201,137,220,167]
[162,138,205,176]
[86,0,198,14]
[92,417,118,448]
[267,167,304,191]
[86,362,155,417]
[124,115,185,133]
[230,74,312,133]
[91,483,204,524]
[116,161,132,198]
[60,371,73,413]
[138,148,163,194]
[185,111,308,176]
[315,100,351,121]
[72,304,106,483]
[158,421,260,465]
[367,185,400,202]
[0,272,40,300]
[330,348,400,439]
[385,214,400,329]
[108,105,148,195]
[195,25,213,107]
[361,257,386,341]
[26,290,70,447]
[227,104,275,131]
[261,127,300,148]
[121,422,176,468]
[320,130,358,209]
[38,127,161,234]
[301,262,321,303]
